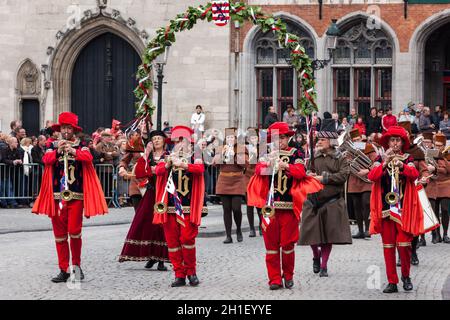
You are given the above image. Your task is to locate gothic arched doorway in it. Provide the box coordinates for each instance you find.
[71,32,141,134]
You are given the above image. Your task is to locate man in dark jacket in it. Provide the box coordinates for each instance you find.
[263,106,279,129]
[31,135,47,165]
[1,137,24,208]
[367,107,382,136]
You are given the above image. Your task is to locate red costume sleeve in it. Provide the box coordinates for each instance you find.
[187,164,205,174]
[401,164,419,180]
[135,157,151,179]
[155,162,167,176]
[287,163,306,180]
[255,163,269,176]
[76,148,93,162]
[368,163,384,182]
[43,150,57,165]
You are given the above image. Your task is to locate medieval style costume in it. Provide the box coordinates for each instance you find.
[248,122,322,290]
[214,128,247,244]
[118,130,169,270]
[153,126,207,287]
[298,130,352,277]
[425,133,450,244]
[346,128,378,239]
[32,112,108,283]
[368,126,423,293]
[245,127,262,237]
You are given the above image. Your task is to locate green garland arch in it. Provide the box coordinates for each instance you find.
[134,1,318,121]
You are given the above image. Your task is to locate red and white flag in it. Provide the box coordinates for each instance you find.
[212,1,230,27]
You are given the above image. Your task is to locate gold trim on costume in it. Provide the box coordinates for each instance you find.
[182,244,196,250]
[125,239,167,246]
[69,233,82,239]
[54,192,84,201]
[397,242,411,247]
[273,201,293,210]
[220,171,244,177]
[266,250,279,255]
[168,247,182,253]
[118,255,170,263]
[282,249,295,255]
[55,236,68,243]
[383,244,395,249]
[167,207,209,214]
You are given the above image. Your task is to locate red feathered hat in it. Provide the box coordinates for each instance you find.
[171,126,195,143]
[267,122,295,143]
[52,112,83,132]
[380,126,410,152]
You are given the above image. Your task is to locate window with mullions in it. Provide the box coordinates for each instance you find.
[255,20,315,127]
[332,21,393,121]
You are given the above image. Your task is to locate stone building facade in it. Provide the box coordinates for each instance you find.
[0,0,449,134]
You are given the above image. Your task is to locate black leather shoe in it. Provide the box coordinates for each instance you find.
[284,279,294,289]
[443,235,450,243]
[51,270,71,283]
[383,283,398,293]
[313,258,320,274]
[352,232,365,239]
[171,278,186,287]
[269,283,282,290]
[431,231,438,244]
[249,229,256,238]
[145,260,157,269]
[319,268,328,277]
[223,237,233,244]
[411,252,419,266]
[418,237,427,247]
[188,275,200,287]
[237,232,243,242]
[396,257,401,267]
[401,276,413,291]
[157,262,168,271]
[436,232,442,243]
[364,231,371,238]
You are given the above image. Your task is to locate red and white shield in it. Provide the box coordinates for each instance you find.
[212,1,230,27]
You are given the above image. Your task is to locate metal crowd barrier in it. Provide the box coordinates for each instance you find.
[0,163,220,208]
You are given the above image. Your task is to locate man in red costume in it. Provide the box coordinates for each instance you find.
[153,126,206,287]
[247,122,323,290]
[368,126,423,293]
[32,112,108,283]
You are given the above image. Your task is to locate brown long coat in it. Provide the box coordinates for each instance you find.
[425,157,450,199]
[299,148,353,246]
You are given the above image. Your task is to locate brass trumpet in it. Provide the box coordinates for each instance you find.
[61,141,74,202]
[385,160,400,206]
[261,158,279,219]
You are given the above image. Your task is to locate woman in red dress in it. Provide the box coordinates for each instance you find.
[118,130,169,270]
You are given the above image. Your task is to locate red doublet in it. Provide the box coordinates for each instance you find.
[153,160,205,279]
[247,146,323,286]
[368,154,422,284]
[32,141,108,272]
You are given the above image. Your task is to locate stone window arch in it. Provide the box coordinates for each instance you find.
[332,21,393,120]
[254,20,315,127]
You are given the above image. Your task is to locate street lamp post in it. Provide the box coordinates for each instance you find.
[311,19,341,71]
[154,43,171,131]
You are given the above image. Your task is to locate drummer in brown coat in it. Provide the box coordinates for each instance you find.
[213,128,248,244]
[244,127,262,237]
[298,130,352,277]
[347,128,378,239]
[425,133,450,244]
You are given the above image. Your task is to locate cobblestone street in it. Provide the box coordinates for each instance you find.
[0,212,449,300]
